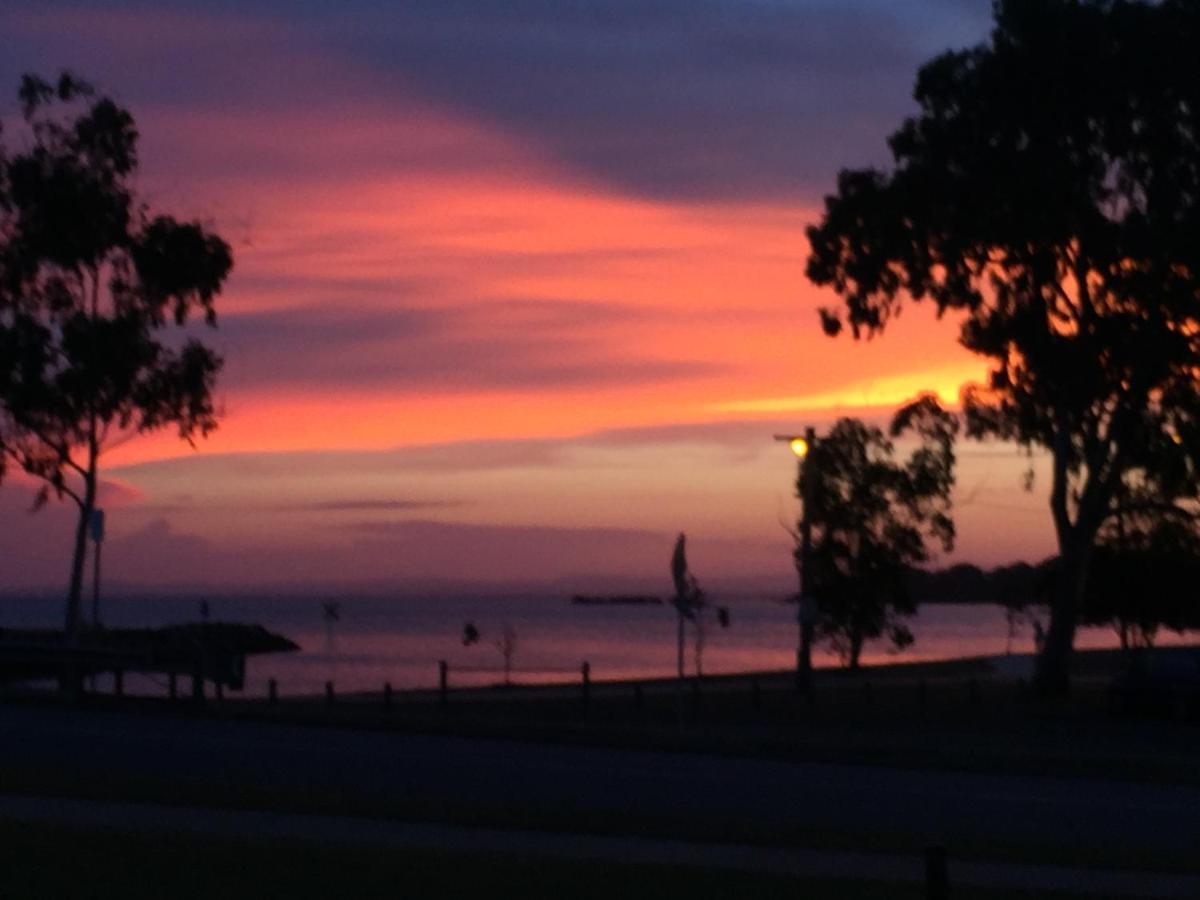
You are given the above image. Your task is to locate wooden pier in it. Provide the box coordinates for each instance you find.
[0,623,299,695]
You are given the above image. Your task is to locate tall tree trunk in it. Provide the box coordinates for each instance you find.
[676,611,685,680]
[848,632,863,671]
[64,460,97,639]
[68,280,103,642]
[1036,420,1094,698]
[1034,539,1090,696]
[60,468,94,697]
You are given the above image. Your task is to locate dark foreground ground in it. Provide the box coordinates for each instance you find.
[1,650,1197,898]
[0,818,1092,900]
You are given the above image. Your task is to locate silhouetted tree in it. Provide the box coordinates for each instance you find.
[986,561,1042,654]
[805,1,1200,693]
[669,533,702,679]
[803,396,957,669]
[493,623,518,686]
[0,72,232,637]
[461,622,520,685]
[666,537,729,679]
[1080,501,1200,649]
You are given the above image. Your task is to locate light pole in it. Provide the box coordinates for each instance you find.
[775,427,816,693]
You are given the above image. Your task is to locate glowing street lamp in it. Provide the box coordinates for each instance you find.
[775,427,817,693]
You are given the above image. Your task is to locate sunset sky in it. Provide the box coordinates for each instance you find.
[0,0,1056,595]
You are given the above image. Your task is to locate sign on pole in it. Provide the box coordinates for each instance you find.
[90,508,105,543]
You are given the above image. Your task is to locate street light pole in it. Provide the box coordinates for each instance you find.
[775,427,816,693]
[796,426,815,693]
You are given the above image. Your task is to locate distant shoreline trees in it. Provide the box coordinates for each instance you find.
[805,0,1200,694]
[0,72,233,638]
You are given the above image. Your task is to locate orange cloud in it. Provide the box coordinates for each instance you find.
[3,2,1024,589]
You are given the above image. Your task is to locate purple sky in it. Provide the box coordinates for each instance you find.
[0,1,1060,598]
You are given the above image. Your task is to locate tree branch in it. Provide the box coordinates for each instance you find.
[0,443,84,507]
[1049,408,1074,545]
[19,421,88,480]
[1104,501,1200,524]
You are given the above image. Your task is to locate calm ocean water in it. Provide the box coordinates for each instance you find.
[3,591,1188,697]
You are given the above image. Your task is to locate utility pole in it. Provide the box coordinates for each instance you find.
[796,426,816,693]
[775,427,817,693]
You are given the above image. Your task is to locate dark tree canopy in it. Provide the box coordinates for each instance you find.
[1080,506,1200,648]
[0,72,232,635]
[805,0,1200,692]
[803,396,958,668]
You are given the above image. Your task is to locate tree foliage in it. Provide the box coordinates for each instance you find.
[803,396,958,668]
[1080,508,1200,648]
[0,72,232,634]
[804,0,1200,692]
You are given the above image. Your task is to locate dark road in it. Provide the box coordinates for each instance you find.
[1,703,1197,862]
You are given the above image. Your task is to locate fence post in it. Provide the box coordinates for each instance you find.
[268,678,278,705]
[168,671,177,701]
[439,660,448,708]
[325,680,334,706]
[215,681,224,702]
[581,661,591,710]
[191,665,204,703]
[925,845,948,900]
[114,670,124,698]
[383,681,393,710]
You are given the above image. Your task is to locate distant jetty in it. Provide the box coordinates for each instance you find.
[571,595,663,606]
[0,623,299,693]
